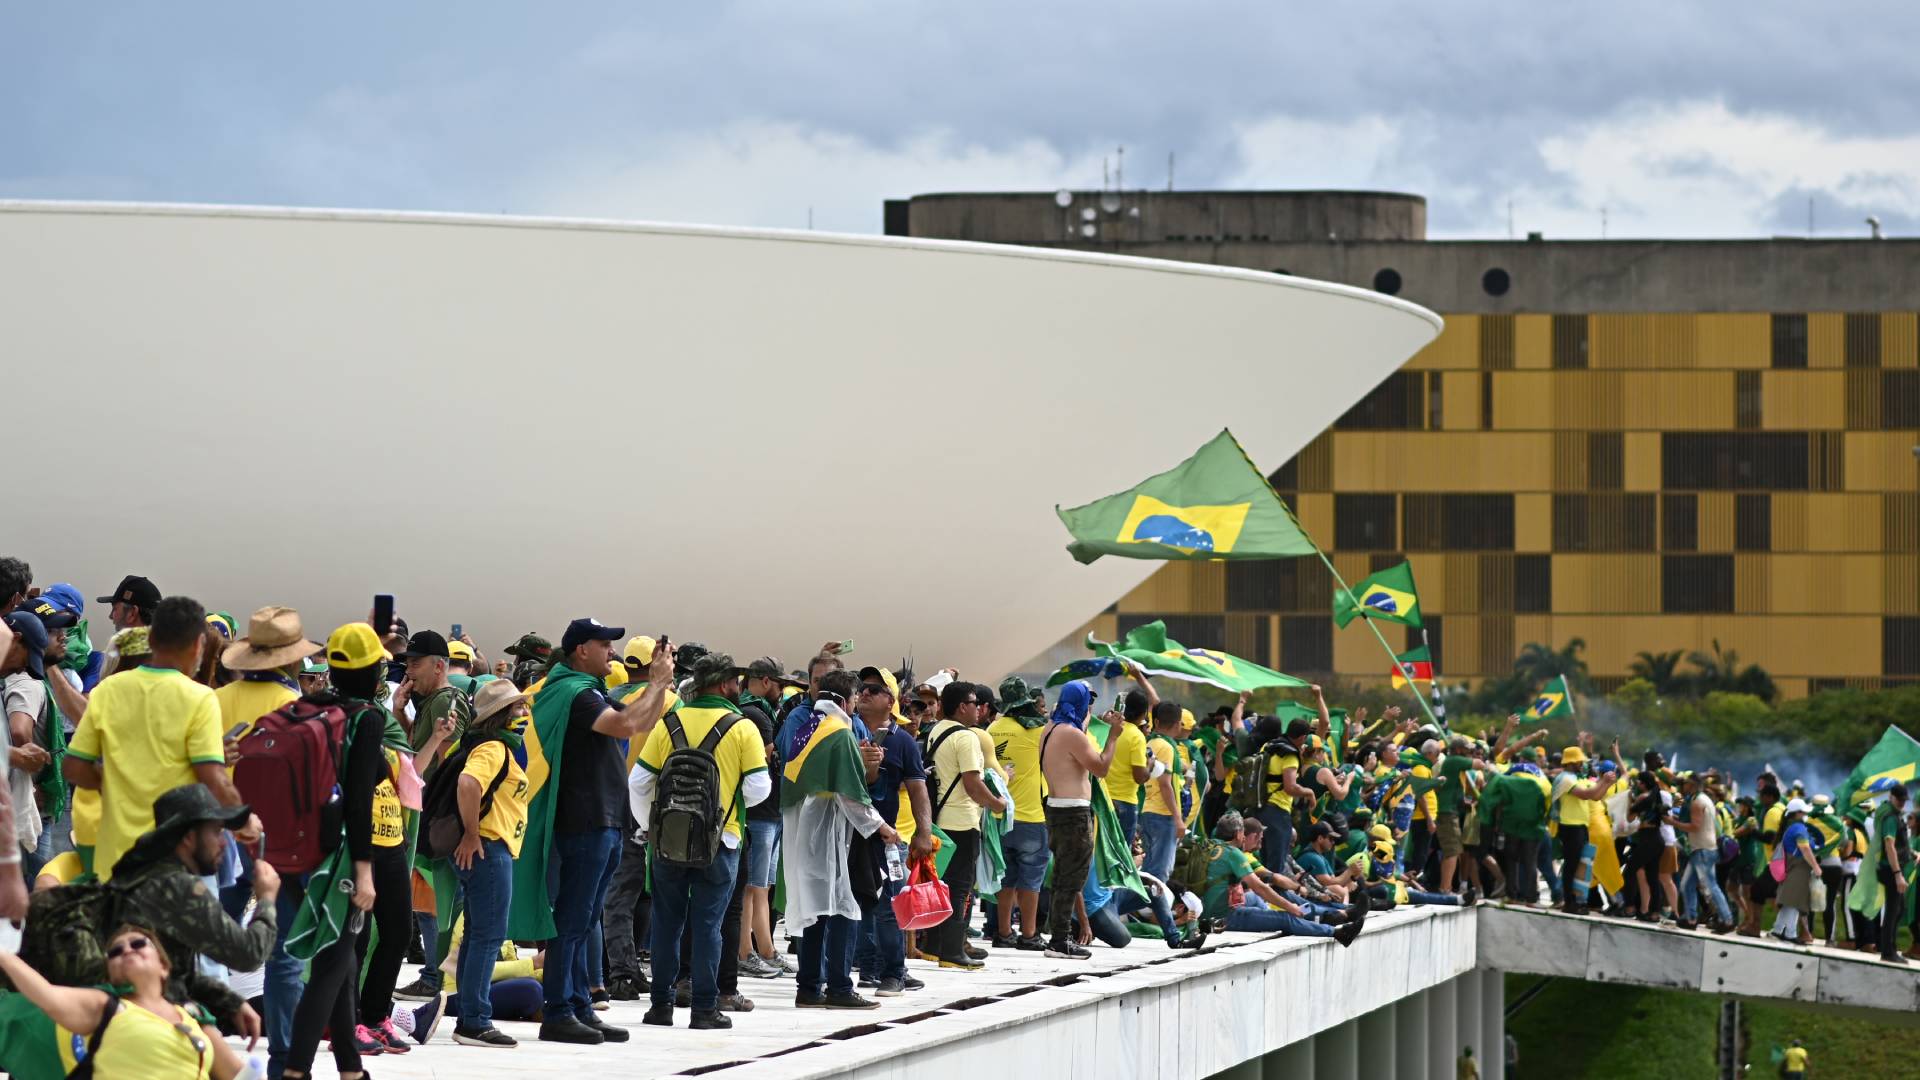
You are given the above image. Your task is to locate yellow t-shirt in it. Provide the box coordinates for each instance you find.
[67,667,225,880]
[635,705,767,843]
[1411,763,1437,822]
[72,788,101,847]
[211,677,297,746]
[1266,751,1301,811]
[1553,772,1591,825]
[1143,735,1179,817]
[1101,721,1150,806]
[988,717,1047,824]
[928,719,986,832]
[463,740,531,856]
[1782,1046,1808,1070]
[86,998,213,1079]
[35,850,84,887]
[371,747,405,848]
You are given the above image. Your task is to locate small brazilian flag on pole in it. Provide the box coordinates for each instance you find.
[1332,560,1422,629]
[1056,429,1317,564]
[1526,675,1575,721]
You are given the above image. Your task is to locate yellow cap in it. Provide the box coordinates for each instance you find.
[1371,841,1395,860]
[447,640,476,664]
[1561,746,1588,764]
[876,667,905,724]
[623,635,657,667]
[781,685,801,700]
[325,622,391,671]
[1180,707,1196,731]
[1368,823,1393,843]
[604,663,629,689]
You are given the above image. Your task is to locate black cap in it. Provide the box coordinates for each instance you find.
[1304,821,1333,843]
[690,651,745,690]
[3,611,48,678]
[399,630,450,660]
[96,574,160,611]
[560,617,625,654]
[749,656,805,686]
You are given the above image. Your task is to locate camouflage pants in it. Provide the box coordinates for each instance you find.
[1044,804,1094,942]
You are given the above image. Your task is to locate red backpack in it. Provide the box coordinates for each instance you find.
[232,697,354,873]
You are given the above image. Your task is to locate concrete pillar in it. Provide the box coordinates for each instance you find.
[1427,974,1459,1078]
[1394,990,1429,1080]
[1357,1005,1397,1079]
[1456,968,1483,1064]
[1314,1017,1359,1080]
[1263,1036,1314,1080]
[1481,968,1506,1080]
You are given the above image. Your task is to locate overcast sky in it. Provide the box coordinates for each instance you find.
[7,4,1918,239]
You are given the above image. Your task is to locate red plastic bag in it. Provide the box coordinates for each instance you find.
[892,854,953,931]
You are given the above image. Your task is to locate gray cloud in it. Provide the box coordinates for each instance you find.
[5,3,1920,235]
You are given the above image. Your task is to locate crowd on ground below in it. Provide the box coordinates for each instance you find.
[0,557,1912,1080]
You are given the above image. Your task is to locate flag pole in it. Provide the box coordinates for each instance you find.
[1219,429,1446,731]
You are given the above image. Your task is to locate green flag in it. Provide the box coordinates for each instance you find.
[1835,725,1920,809]
[1332,560,1422,628]
[1055,429,1317,565]
[1525,675,1575,721]
[1052,620,1309,694]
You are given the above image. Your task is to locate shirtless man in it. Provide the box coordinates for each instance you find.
[1038,681,1120,959]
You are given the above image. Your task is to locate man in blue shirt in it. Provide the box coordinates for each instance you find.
[851,667,930,996]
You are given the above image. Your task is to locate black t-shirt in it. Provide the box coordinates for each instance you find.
[739,697,781,823]
[554,687,626,833]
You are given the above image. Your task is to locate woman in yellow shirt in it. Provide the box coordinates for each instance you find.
[447,680,532,1047]
[0,923,246,1079]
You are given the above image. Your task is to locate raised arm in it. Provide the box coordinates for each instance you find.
[593,645,677,737]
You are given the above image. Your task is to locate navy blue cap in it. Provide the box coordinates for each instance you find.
[561,618,625,654]
[3,611,49,678]
[24,584,84,630]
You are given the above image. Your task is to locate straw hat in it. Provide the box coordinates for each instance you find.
[222,606,322,671]
[473,679,529,727]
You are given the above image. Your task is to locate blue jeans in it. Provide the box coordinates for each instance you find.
[799,915,858,997]
[1002,820,1051,892]
[746,819,781,888]
[1225,903,1334,936]
[1537,835,1562,901]
[264,875,307,1079]
[856,867,906,981]
[649,844,740,1012]
[454,838,513,1031]
[1138,812,1178,883]
[1257,806,1294,874]
[1100,885,1177,941]
[544,827,622,1021]
[1405,888,1462,906]
[1113,801,1138,845]
[1679,847,1734,924]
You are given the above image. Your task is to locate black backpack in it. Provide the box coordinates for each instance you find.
[650,711,743,868]
[0,878,123,990]
[415,734,511,861]
[920,722,970,820]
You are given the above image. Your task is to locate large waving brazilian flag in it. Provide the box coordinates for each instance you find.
[1050,620,1309,694]
[1056,429,1317,565]
[781,704,871,809]
[508,661,601,939]
[1526,675,1576,721]
[1332,560,1422,628]
[1835,725,1920,810]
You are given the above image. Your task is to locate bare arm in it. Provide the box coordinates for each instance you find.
[1129,665,1160,710]
[1316,764,1352,801]
[45,670,88,724]
[1311,685,1330,741]
[64,753,103,790]
[1069,728,1121,778]
[0,952,109,1033]
[959,770,1006,813]
[1281,765,1312,802]
[593,647,677,737]
[1155,772,1182,830]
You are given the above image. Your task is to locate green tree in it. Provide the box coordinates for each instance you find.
[1514,638,1590,692]
[1686,639,1778,703]
[1628,649,1689,696]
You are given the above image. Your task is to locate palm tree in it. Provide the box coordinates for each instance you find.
[1513,638,1589,691]
[1629,649,1689,695]
[1689,639,1778,702]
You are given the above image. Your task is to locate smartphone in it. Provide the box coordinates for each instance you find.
[450,623,463,640]
[838,639,854,655]
[372,594,395,637]
[657,634,671,654]
[226,721,250,741]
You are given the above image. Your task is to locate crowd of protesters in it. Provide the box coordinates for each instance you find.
[0,558,1913,1079]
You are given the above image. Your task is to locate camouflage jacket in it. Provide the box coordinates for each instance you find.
[113,853,275,1021]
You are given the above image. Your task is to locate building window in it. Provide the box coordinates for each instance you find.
[1480,372,1494,430]
[1334,494,1397,550]
[1735,371,1763,430]
[1662,555,1734,613]
[1662,433,1810,490]
[1372,268,1403,295]
[1225,561,1290,612]
[1334,371,1423,430]
[1771,314,1808,369]
[1515,555,1552,613]
[1403,494,1515,551]
[1268,456,1298,491]
[1480,316,1515,370]
[1552,315,1589,369]
[1588,432,1624,490]
[1662,494,1698,551]
[1427,371,1445,430]
[1885,617,1920,677]
[1482,268,1511,296]
[1734,493,1771,552]
[1885,371,1920,429]
[1552,494,1657,552]
[1280,615,1334,674]
[1845,313,1882,368]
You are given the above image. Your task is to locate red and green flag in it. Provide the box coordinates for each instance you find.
[1390,645,1434,688]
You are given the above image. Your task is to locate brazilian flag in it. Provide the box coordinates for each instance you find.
[1526,675,1576,721]
[1332,561,1422,628]
[1056,429,1317,564]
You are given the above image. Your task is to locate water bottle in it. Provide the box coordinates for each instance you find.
[885,843,906,882]
[341,876,365,933]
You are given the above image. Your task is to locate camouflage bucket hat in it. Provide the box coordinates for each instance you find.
[998,675,1043,717]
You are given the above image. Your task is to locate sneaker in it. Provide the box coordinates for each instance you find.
[857,975,881,989]
[453,1025,518,1048]
[349,1024,387,1056]
[901,975,925,991]
[1043,939,1091,960]
[394,977,440,1002]
[938,955,985,971]
[874,977,906,997]
[409,995,448,1045]
[674,980,692,1007]
[591,988,612,1012]
[772,952,798,975]
[1675,919,1698,932]
[990,934,1019,948]
[1168,932,1206,950]
[1334,921,1364,947]
[642,1003,675,1027]
[822,991,882,1010]
[1881,952,1911,965]
[796,990,828,1009]
[739,954,782,980]
[690,1009,733,1030]
[373,1019,412,1053]
[1015,936,1046,951]
[1486,878,1507,900]
[716,993,755,1013]
[963,943,988,960]
[608,974,649,1000]
[581,1013,629,1042]
[538,1016,605,1045]
[1710,922,1736,936]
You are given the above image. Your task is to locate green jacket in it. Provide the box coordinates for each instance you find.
[1480,771,1551,842]
[113,852,277,1021]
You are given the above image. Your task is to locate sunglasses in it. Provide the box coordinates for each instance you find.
[858,683,891,696]
[106,936,150,961]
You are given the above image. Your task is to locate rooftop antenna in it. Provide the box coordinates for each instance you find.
[1102,156,1109,193]
[1868,215,1884,240]
[1601,205,1608,239]
[1167,151,1175,192]
[1116,145,1125,192]
[807,206,814,231]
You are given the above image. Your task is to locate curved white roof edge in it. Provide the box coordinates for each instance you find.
[0,198,1443,333]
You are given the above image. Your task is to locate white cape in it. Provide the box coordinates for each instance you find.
[780,702,885,934]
